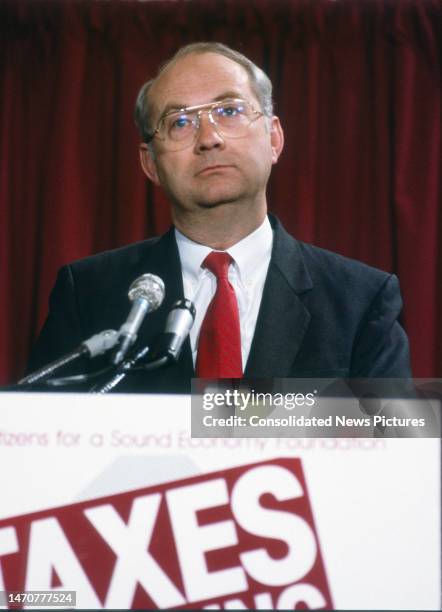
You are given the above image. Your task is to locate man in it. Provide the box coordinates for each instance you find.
[28,42,411,392]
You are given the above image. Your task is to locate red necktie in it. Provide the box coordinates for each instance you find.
[196,251,243,378]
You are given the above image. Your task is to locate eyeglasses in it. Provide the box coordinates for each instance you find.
[147,98,264,151]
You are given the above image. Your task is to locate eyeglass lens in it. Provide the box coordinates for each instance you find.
[160,100,255,145]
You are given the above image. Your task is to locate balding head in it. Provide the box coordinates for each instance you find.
[135,42,274,144]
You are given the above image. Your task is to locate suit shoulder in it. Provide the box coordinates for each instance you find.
[292,240,404,338]
[292,240,403,313]
[67,237,161,274]
[298,240,392,289]
[272,216,393,297]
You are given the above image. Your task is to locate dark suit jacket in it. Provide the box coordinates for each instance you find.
[28,216,411,392]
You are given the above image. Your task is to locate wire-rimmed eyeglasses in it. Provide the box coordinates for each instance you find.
[146,98,264,151]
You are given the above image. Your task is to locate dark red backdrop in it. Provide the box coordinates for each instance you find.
[1,0,440,384]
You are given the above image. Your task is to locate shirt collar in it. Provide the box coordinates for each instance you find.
[175,215,273,283]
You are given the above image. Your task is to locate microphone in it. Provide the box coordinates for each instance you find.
[18,329,119,386]
[154,299,196,362]
[82,329,119,357]
[110,273,165,365]
[94,299,195,391]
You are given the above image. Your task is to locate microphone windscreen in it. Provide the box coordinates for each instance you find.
[128,273,165,310]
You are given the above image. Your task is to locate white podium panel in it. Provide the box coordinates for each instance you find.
[0,393,440,610]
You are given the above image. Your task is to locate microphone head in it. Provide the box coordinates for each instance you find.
[128,273,165,310]
[156,298,196,362]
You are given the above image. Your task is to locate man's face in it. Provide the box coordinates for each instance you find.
[140,52,284,216]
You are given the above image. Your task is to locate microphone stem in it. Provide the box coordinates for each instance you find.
[93,371,127,394]
[18,347,87,386]
[92,345,153,394]
[132,356,170,372]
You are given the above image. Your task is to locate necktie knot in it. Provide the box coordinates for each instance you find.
[202,251,233,280]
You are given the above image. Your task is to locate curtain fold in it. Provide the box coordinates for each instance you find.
[0,0,440,382]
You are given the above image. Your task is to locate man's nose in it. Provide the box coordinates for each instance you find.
[194,111,225,152]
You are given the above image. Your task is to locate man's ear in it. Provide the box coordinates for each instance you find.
[139,144,160,186]
[269,116,284,164]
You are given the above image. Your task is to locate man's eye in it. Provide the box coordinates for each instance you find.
[171,115,191,129]
[218,104,244,117]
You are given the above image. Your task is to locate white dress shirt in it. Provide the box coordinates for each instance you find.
[175,216,273,369]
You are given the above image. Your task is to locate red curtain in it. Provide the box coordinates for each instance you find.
[1,0,440,383]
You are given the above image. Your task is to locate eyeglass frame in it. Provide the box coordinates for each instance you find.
[145,98,265,146]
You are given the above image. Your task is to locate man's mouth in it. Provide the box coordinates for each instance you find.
[196,164,234,176]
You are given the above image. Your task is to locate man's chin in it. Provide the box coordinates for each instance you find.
[195,188,244,208]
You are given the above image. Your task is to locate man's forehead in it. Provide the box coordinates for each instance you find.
[149,52,255,117]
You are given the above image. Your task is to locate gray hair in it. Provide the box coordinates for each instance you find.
[134,42,274,144]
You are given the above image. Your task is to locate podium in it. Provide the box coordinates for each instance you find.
[0,393,440,610]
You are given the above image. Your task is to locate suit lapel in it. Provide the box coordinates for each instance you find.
[245,217,313,377]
